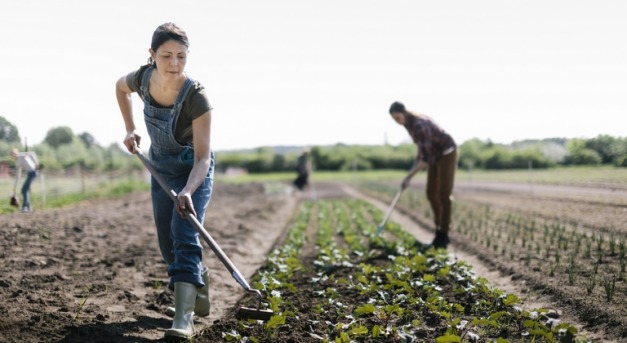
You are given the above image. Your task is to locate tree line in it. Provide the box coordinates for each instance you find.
[0,116,141,174]
[218,136,627,173]
[1,116,625,174]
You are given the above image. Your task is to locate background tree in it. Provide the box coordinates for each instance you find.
[564,138,602,165]
[44,126,74,149]
[0,116,21,143]
[78,132,96,148]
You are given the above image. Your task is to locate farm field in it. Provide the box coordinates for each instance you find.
[357,179,626,342]
[0,173,625,342]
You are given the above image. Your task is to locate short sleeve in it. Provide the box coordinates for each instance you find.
[124,65,151,98]
[186,81,213,120]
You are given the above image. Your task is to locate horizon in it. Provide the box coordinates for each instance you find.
[2,0,626,151]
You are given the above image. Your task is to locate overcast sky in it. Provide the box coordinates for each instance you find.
[1,0,625,151]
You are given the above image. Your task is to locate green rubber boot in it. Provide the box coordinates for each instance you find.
[164,282,196,340]
[165,267,210,317]
[195,266,210,317]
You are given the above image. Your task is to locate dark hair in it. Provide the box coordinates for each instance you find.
[148,22,190,66]
[389,101,406,114]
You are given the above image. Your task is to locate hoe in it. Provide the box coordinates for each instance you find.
[136,150,273,321]
[376,188,403,235]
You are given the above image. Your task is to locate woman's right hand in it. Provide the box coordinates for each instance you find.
[123,132,141,154]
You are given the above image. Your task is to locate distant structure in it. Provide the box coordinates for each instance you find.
[0,161,9,178]
[384,131,389,146]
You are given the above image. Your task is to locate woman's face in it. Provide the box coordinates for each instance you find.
[150,39,188,81]
[390,112,405,125]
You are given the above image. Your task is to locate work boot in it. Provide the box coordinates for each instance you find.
[164,282,197,340]
[431,230,450,249]
[165,267,210,317]
[195,267,210,317]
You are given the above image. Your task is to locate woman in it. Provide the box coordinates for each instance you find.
[389,101,457,249]
[115,22,213,339]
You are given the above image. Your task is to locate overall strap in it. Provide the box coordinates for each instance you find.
[140,67,153,102]
[172,76,194,111]
[170,76,195,138]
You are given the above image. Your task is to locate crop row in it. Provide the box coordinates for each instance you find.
[215,198,588,342]
[359,182,626,304]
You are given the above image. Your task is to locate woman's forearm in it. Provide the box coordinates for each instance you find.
[182,157,211,195]
[116,78,136,134]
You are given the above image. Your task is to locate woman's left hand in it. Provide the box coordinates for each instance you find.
[176,191,196,218]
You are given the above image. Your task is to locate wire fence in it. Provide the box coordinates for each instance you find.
[0,166,149,211]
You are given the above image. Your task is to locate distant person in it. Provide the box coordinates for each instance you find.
[389,101,457,249]
[293,148,310,191]
[115,22,214,339]
[10,148,39,213]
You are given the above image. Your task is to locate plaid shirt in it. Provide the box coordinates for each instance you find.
[404,114,456,165]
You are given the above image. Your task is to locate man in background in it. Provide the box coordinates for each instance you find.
[10,148,39,213]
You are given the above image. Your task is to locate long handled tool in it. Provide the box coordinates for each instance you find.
[136,150,273,321]
[376,188,403,235]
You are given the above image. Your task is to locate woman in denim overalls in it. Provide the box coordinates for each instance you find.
[115,22,213,339]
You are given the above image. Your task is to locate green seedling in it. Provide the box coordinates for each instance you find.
[603,275,616,302]
[74,297,88,321]
[549,263,558,277]
[609,234,616,255]
[584,240,592,258]
[585,275,596,295]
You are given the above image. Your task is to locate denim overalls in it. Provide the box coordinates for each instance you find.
[140,67,214,289]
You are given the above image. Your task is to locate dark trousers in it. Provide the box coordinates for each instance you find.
[426,150,457,233]
[293,174,308,190]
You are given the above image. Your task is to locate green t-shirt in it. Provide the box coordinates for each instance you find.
[125,65,212,145]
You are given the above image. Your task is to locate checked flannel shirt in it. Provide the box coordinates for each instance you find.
[403,114,456,165]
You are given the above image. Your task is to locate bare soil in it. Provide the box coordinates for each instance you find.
[0,179,624,342]
[0,183,297,343]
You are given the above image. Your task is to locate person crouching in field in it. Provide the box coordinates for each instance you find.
[10,148,39,213]
[389,101,457,249]
[115,22,214,340]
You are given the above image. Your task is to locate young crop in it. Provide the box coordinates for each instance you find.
[584,240,592,258]
[585,275,596,295]
[239,191,595,342]
[603,275,616,302]
[609,234,616,256]
[567,253,577,285]
[549,263,558,277]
